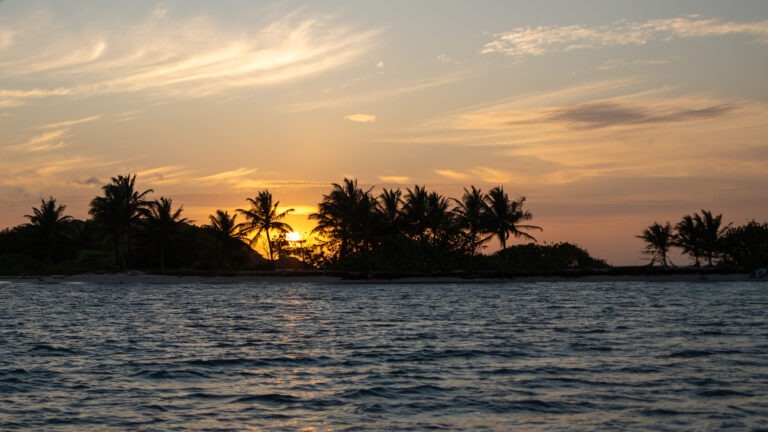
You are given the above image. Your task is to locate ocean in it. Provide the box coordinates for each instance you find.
[1,280,766,431]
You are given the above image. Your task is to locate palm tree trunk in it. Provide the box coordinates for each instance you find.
[265,228,273,262]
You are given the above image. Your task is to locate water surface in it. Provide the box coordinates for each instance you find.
[1,281,766,431]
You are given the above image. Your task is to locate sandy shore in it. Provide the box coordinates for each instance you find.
[1,271,765,285]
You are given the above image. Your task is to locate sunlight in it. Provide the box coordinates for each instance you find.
[286,232,301,242]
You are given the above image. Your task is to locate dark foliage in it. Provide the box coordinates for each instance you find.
[720,221,768,270]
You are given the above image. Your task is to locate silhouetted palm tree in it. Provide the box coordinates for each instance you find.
[310,178,382,257]
[204,210,249,269]
[402,185,430,240]
[89,174,152,269]
[378,188,403,231]
[484,186,541,250]
[144,197,188,269]
[425,191,453,241]
[694,209,731,266]
[206,210,244,241]
[25,197,72,264]
[674,214,703,266]
[453,186,491,255]
[237,190,293,262]
[637,222,674,267]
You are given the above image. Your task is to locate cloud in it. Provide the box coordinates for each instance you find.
[482,16,768,58]
[9,129,70,152]
[40,114,101,129]
[378,175,409,183]
[0,9,376,106]
[0,88,72,108]
[345,113,376,123]
[73,176,102,186]
[542,101,738,129]
[197,167,258,183]
[6,114,103,152]
[434,169,470,180]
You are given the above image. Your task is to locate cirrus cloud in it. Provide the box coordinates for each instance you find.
[482,16,768,58]
[0,8,377,106]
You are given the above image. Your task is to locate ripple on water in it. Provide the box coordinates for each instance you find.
[0,281,766,431]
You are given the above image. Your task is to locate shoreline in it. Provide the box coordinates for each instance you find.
[1,270,765,285]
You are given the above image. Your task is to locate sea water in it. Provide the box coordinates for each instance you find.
[0,281,766,431]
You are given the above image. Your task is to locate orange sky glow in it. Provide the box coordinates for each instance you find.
[1,1,767,264]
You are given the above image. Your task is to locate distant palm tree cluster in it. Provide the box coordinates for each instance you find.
[0,174,609,274]
[308,179,540,262]
[638,210,768,269]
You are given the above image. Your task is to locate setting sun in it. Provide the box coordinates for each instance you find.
[286,232,301,242]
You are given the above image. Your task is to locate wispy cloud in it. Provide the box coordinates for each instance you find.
[378,175,409,183]
[0,88,72,108]
[196,168,258,182]
[40,114,101,129]
[72,176,102,187]
[469,99,741,130]
[483,16,768,58]
[433,169,470,180]
[0,9,376,106]
[5,114,102,151]
[9,129,70,152]
[410,79,768,188]
[345,113,376,123]
[433,167,516,183]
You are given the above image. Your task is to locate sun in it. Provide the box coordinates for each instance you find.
[286,232,301,242]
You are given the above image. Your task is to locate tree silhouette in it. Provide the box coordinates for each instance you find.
[144,197,188,269]
[237,190,293,263]
[424,191,453,241]
[402,185,430,240]
[674,214,703,266]
[89,174,152,269]
[207,210,244,241]
[453,186,490,255]
[204,210,248,268]
[694,209,731,266]
[378,188,403,233]
[484,186,541,250]
[24,197,72,264]
[309,178,370,258]
[637,222,674,267]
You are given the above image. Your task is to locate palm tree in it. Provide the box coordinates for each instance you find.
[453,186,491,255]
[207,210,244,241]
[674,214,703,266]
[378,188,403,231]
[25,197,72,264]
[402,185,430,240]
[484,186,541,250]
[637,222,674,267]
[89,174,153,269]
[424,191,453,241]
[204,210,249,269]
[144,197,188,269]
[694,209,731,266]
[237,190,293,262]
[310,178,381,258]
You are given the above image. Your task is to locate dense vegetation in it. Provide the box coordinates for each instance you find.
[0,174,610,275]
[639,211,768,270]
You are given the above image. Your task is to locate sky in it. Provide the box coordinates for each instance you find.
[1,0,767,265]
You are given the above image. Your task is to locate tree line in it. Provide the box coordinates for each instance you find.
[638,210,768,269]
[0,174,609,275]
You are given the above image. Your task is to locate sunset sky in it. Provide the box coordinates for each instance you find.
[1,0,767,264]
